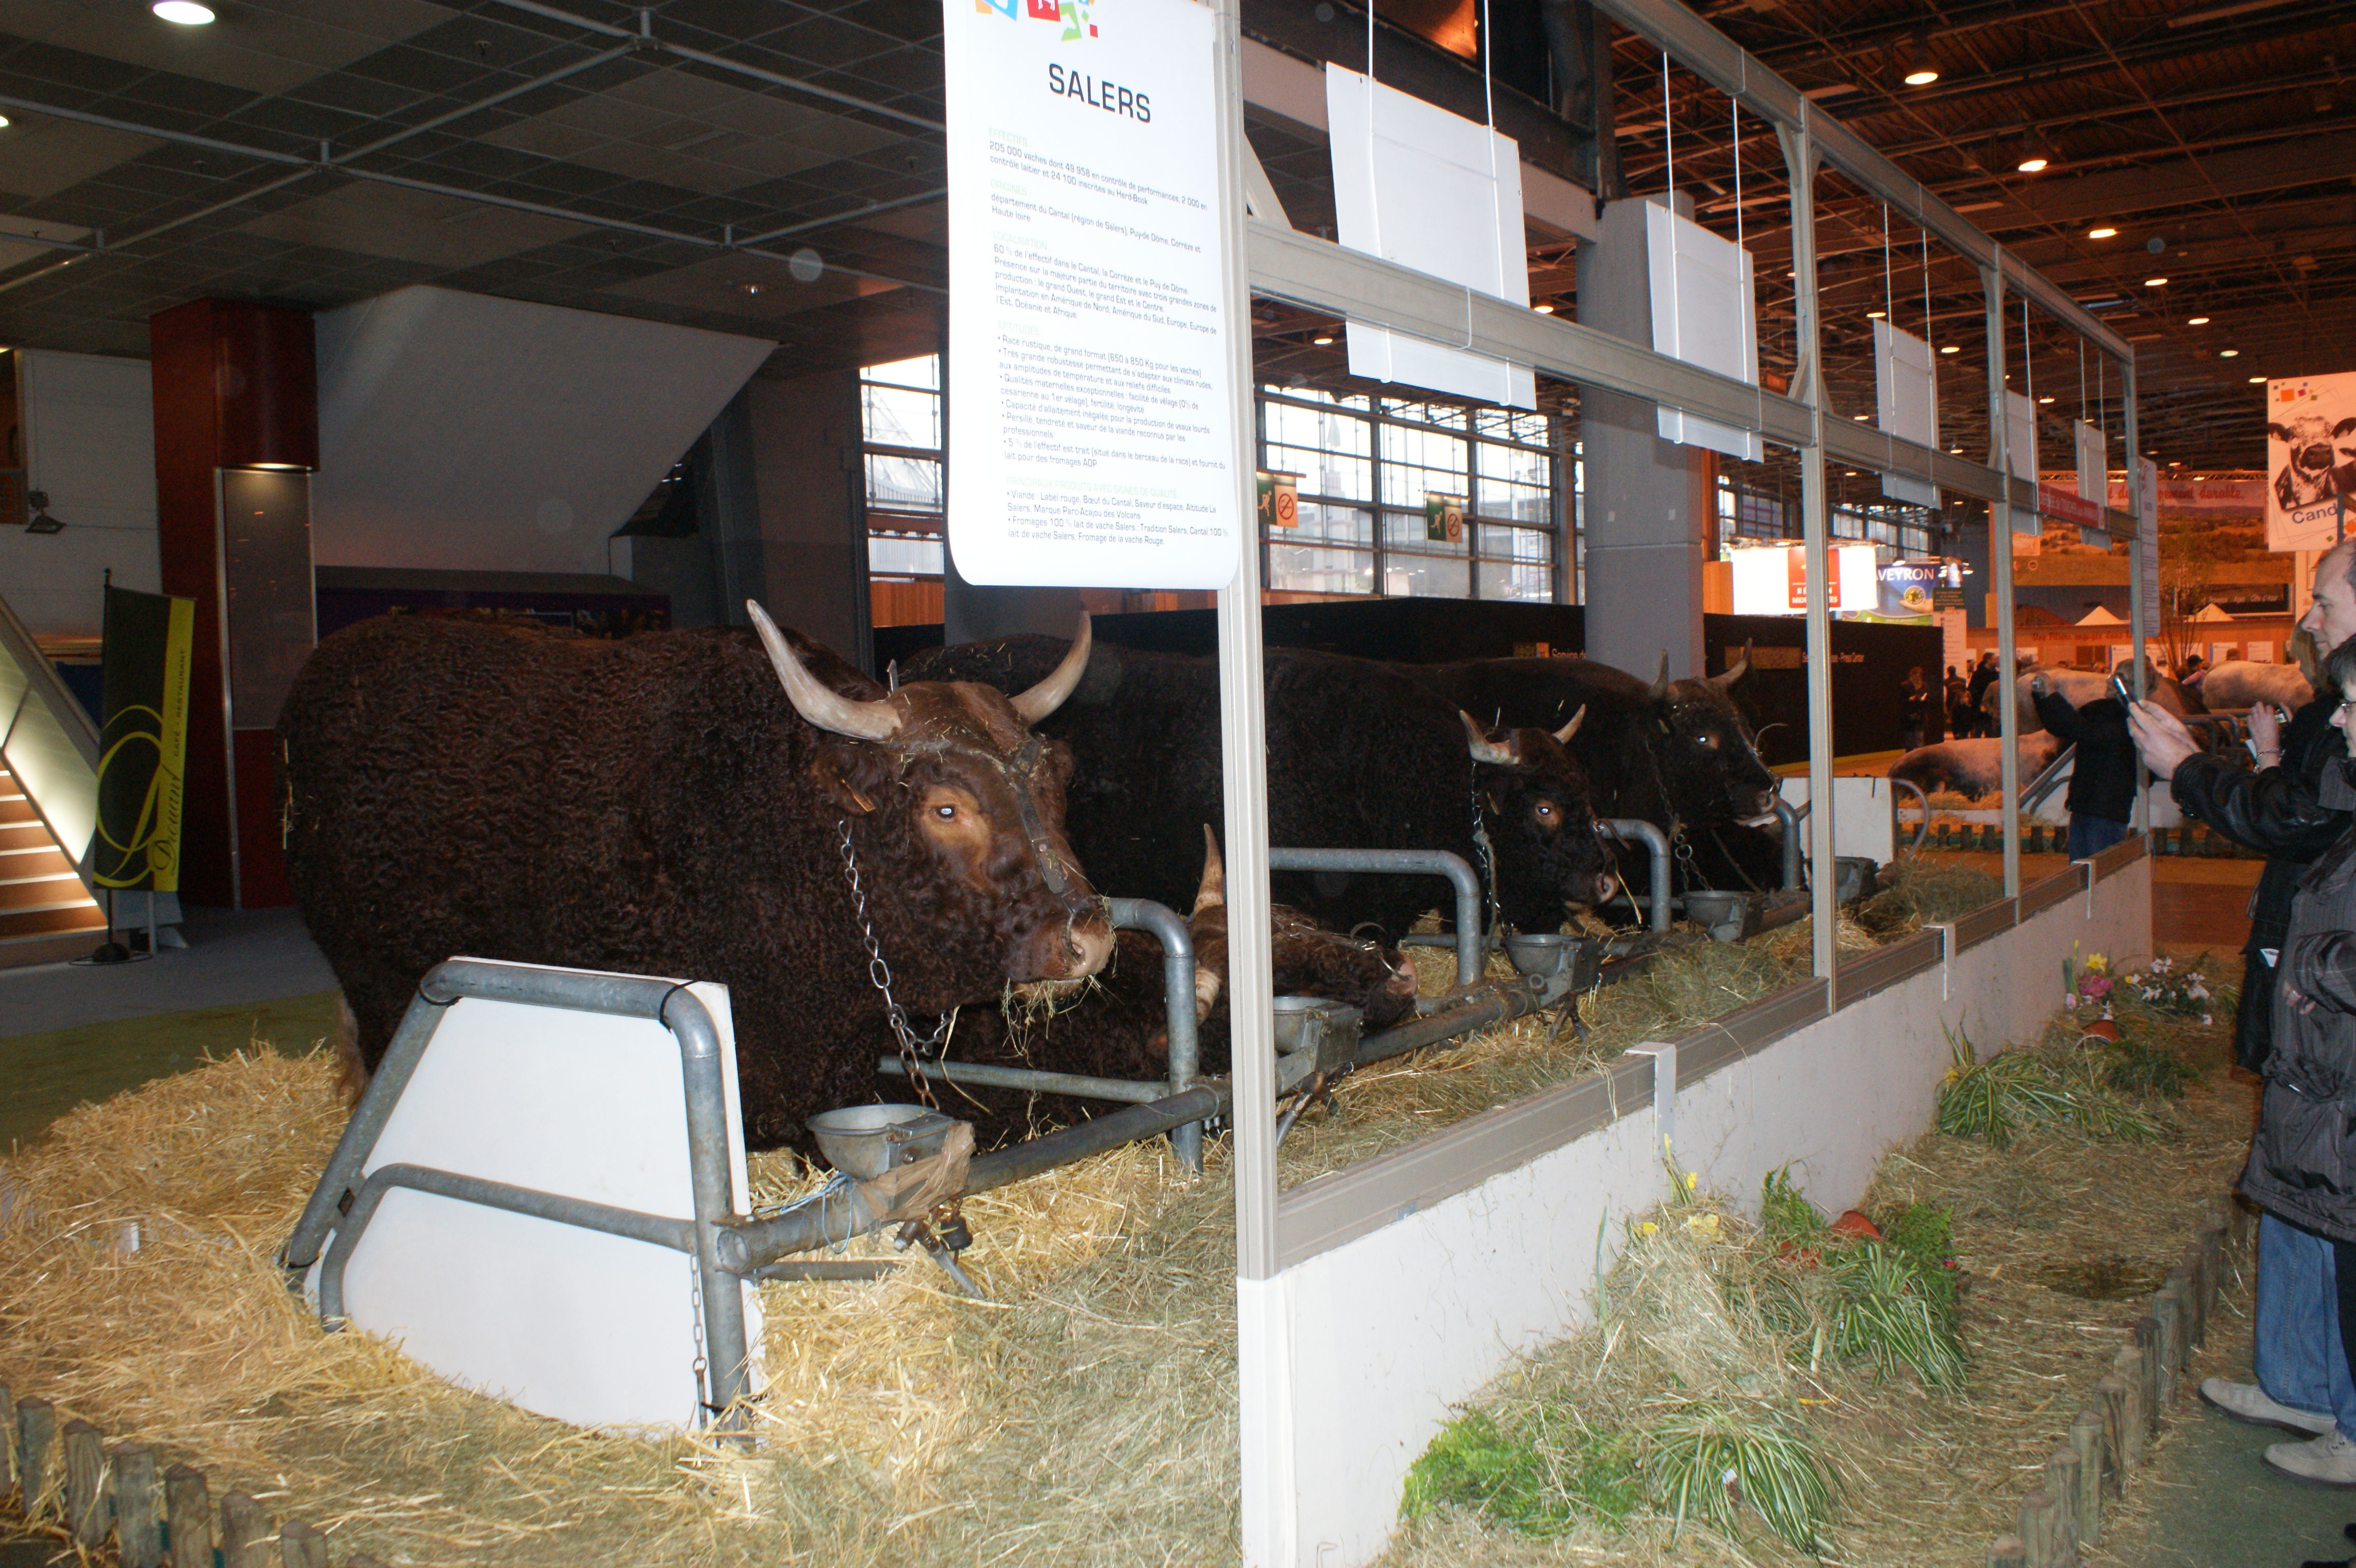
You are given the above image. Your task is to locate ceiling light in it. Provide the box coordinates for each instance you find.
[1900,29,1938,87]
[2144,277,2168,287]
[2038,395,2055,404]
[1533,304,1555,315]
[2017,153,2050,173]
[152,1,215,21]
[1939,344,1959,354]
[2088,226,2118,240]
[1950,446,1965,453]
[1853,413,1870,420]
[2186,315,2209,325]
[2249,375,2265,383]
[1867,309,1886,319]
[1312,334,1333,344]
[0,114,9,129]
[2217,348,2239,358]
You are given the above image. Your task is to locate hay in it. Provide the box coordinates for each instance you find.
[1375,959,2253,1567]
[1859,856,2008,936]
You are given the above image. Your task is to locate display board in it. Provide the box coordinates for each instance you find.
[2136,456,2160,626]
[2265,370,2356,552]
[2074,419,2104,506]
[322,963,760,1432]
[941,0,1241,589]
[2005,390,2038,486]
[1324,64,1534,411]
[1727,542,1877,616]
[1872,320,1939,508]
[1645,203,1761,463]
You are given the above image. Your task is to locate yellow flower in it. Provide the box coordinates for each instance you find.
[2085,952,2108,972]
[1685,1212,1721,1237]
[1639,1221,1659,1237]
[1682,1171,1700,1193]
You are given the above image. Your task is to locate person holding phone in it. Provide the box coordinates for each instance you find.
[2031,666,2137,860]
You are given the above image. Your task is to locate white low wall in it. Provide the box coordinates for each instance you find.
[1242,845,2152,1566]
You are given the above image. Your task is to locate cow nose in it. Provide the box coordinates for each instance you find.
[1591,872,1619,907]
[1059,911,1114,978]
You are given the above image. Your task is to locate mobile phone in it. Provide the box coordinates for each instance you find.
[2108,672,2132,705]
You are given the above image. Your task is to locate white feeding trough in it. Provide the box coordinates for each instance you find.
[284,958,763,1433]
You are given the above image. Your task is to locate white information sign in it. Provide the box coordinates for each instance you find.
[2074,419,2105,506]
[942,0,1239,589]
[1325,64,1535,411]
[2265,370,2356,552]
[2136,456,2160,627]
[1645,202,1761,463]
[1872,319,1939,508]
[2004,389,2038,484]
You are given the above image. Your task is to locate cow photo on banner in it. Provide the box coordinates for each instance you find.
[2266,370,2356,550]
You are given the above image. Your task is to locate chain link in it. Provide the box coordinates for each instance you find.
[688,1260,710,1418]
[838,818,952,1109]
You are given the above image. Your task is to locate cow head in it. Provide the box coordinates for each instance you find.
[1459,708,1620,925]
[1642,650,1781,827]
[749,601,1112,1008]
[2273,415,2356,503]
[1189,828,1418,1032]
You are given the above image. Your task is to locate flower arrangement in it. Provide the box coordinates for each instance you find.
[2123,954,2215,1025]
[2062,947,2113,1014]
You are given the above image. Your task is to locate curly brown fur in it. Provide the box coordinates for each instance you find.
[279,615,1106,1154]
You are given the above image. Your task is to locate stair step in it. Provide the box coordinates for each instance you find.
[0,798,36,827]
[0,875,93,914]
[0,905,109,941]
[0,825,55,853]
[0,847,74,877]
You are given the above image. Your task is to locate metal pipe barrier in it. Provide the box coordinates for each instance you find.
[282,958,752,1429]
[1771,796,1803,889]
[873,896,1204,1169]
[1889,778,1931,853]
[1600,819,1673,932]
[2021,742,2076,816]
[1268,847,1483,986]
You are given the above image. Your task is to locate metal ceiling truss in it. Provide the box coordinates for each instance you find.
[0,0,957,302]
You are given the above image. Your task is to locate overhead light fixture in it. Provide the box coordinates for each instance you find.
[1312,333,1333,344]
[2248,375,2265,383]
[1900,30,1939,86]
[2016,147,2051,173]
[2186,315,2209,325]
[2144,277,2168,287]
[2217,347,2239,357]
[1867,309,1886,319]
[0,114,9,129]
[2038,395,2055,404]
[1939,344,1960,354]
[152,1,215,21]
[1532,304,1555,315]
[1853,413,1870,420]
[24,490,63,535]
[1950,446,1965,453]
[2088,226,2118,240]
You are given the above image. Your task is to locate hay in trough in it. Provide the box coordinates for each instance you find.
[1858,856,2008,937]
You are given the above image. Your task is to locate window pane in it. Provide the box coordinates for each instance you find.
[1380,424,1468,507]
[1269,543,1375,595]
[869,534,944,575]
[867,452,943,514]
[865,355,939,392]
[863,383,939,450]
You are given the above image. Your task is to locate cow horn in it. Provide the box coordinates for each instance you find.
[1194,825,1225,914]
[1010,612,1093,726]
[1459,710,1520,766]
[1552,703,1587,744]
[1648,652,1672,700]
[1710,640,1752,691]
[747,600,901,742]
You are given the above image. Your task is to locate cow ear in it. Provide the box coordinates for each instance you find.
[810,748,877,815]
[2269,423,2294,443]
[2335,417,2356,439]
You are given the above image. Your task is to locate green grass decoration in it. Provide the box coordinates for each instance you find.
[1399,1412,1640,1536]
[1935,1023,2163,1147]
[1640,1403,1835,1551]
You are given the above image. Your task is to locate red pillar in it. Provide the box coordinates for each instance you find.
[151,300,318,909]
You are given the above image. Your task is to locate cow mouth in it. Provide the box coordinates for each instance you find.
[1012,910,1114,984]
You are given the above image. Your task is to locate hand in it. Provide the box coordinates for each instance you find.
[2248,699,2283,757]
[2126,699,2200,780]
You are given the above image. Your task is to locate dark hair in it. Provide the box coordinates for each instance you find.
[2322,632,2356,698]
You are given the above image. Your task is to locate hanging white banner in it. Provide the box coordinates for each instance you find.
[1872,319,1938,509]
[941,0,1240,589]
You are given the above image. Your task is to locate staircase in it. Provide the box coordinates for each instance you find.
[0,760,106,967]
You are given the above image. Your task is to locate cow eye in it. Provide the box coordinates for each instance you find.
[934,802,958,821]
[1696,733,1720,749]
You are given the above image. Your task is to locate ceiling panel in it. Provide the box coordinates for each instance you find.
[0,209,87,271]
[0,0,455,96]
[237,179,590,267]
[600,249,905,318]
[0,111,161,200]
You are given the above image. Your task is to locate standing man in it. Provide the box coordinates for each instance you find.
[2127,540,2356,1483]
[1967,651,2001,738]
[2033,671,2135,860]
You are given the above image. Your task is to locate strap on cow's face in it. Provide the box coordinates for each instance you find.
[867,725,1095,918]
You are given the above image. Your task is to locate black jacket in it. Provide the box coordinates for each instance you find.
[2172,698,2348,1069]
[2240,762,2356,1241]
[2034,690,2137,824]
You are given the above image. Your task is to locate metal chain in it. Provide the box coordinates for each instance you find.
[837,818,952,1109]
[1468,778,1504,941]
[688,1261,710,1418]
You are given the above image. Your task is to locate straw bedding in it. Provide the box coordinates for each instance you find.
[0,871,2178,1565]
